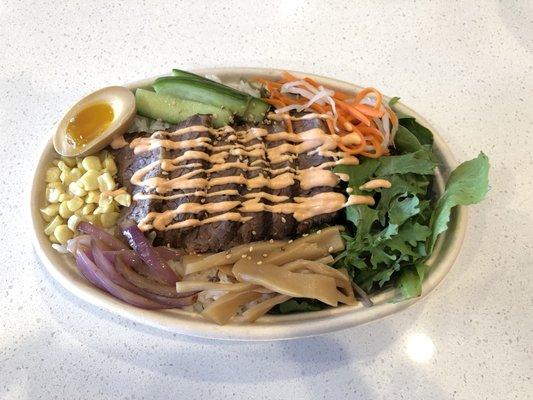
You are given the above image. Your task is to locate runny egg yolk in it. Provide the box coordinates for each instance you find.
[66,102,114,147]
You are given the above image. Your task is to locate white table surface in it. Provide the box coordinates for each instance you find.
[1,1,532,399]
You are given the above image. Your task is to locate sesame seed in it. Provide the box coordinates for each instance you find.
[262,253,268,258]
[269,239,274,243]
[226,254,232,259]
[257,261,263,265]
[328,246,334,252]
[302,233,309,237]
[249,246,253,252]
[316,230,322,234]
[281,217,286,223]
[241,254,247,258]
[252,230,256,235]
[288,240,293,244]
[200,198,206,203]
[247,256,252,260]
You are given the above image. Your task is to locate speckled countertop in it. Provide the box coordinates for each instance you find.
[1,1,532,399]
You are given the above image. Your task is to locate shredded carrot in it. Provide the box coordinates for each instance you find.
[256,73,395,159]
[281,71,298,82]
[354,104,384,118]
[333,91,351,101]
[309,103,327,114]
[336,100,372,126]
[355,87,383,110]
[264,98,286,108]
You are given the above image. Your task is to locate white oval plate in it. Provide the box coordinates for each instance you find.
[30,68,466,341]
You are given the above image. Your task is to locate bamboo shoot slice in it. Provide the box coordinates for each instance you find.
[201,291,262,325]
[241,294,291,323]
[233,260,343,306]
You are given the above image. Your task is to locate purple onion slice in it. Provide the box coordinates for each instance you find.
[78,221,128,251]
[121,223,180,284]
[114,254,193,298]
[75,247,165,309]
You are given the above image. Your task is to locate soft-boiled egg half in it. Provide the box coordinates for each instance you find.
[53,86,136,157]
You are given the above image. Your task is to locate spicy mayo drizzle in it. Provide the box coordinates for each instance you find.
[125,115,376,232]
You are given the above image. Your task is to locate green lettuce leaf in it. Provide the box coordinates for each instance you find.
[375,150,437,176]
[428,153,490,251]
[397,263,430,299]
[276,299,325,314]
[399,118,434,145]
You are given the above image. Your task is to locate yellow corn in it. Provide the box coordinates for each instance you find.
[81,155,102,171]
[57,161,70,172]
[93,203,116,215]
[44,215,64,236]
[40,204,60,222]
[45,167,61,183]
[61,156,77,168]
[66,196,84,211]
[79,170,99,191]
[83,214,99,225]
[54,224,73,245]
[46,187,63,203]
[98,194,113,207]
[85,191,100,204]
[114,193,132,207]
[97,172,116,192]
[67,214,82,232]
[59,201,73,219]
[81,204,96,215]
[58,193,72,203]
[68,181,87,197]
[103,157,118,176]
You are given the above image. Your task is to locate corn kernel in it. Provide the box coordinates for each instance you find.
[40,204,60,222]
[54,224,73,245]
[58,193,72,202]
[81,204,95,215]
[57,161,70,172]
[93,203,116,215]
[47,181,63,190]
[59,201,73,219]
[98,194,113,207]
[114,193,131,207]
[85,191,100,204]
[59,171,68,184]
[45,167,61,183]
[67,214,82,232]
[83,214,99,225]
[100,212,120,228]
[70,168,83,180]
[79,170,99,191]
[46,187,63,203]
[68,181,87,197]
[44,215,64,236]
[103,157,117,176]
[61,156,77,168]
[97,172,116,192]
[66,196,84,211]
[81,156,102,171]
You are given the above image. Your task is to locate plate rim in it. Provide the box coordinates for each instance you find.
[30,67,467,341]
